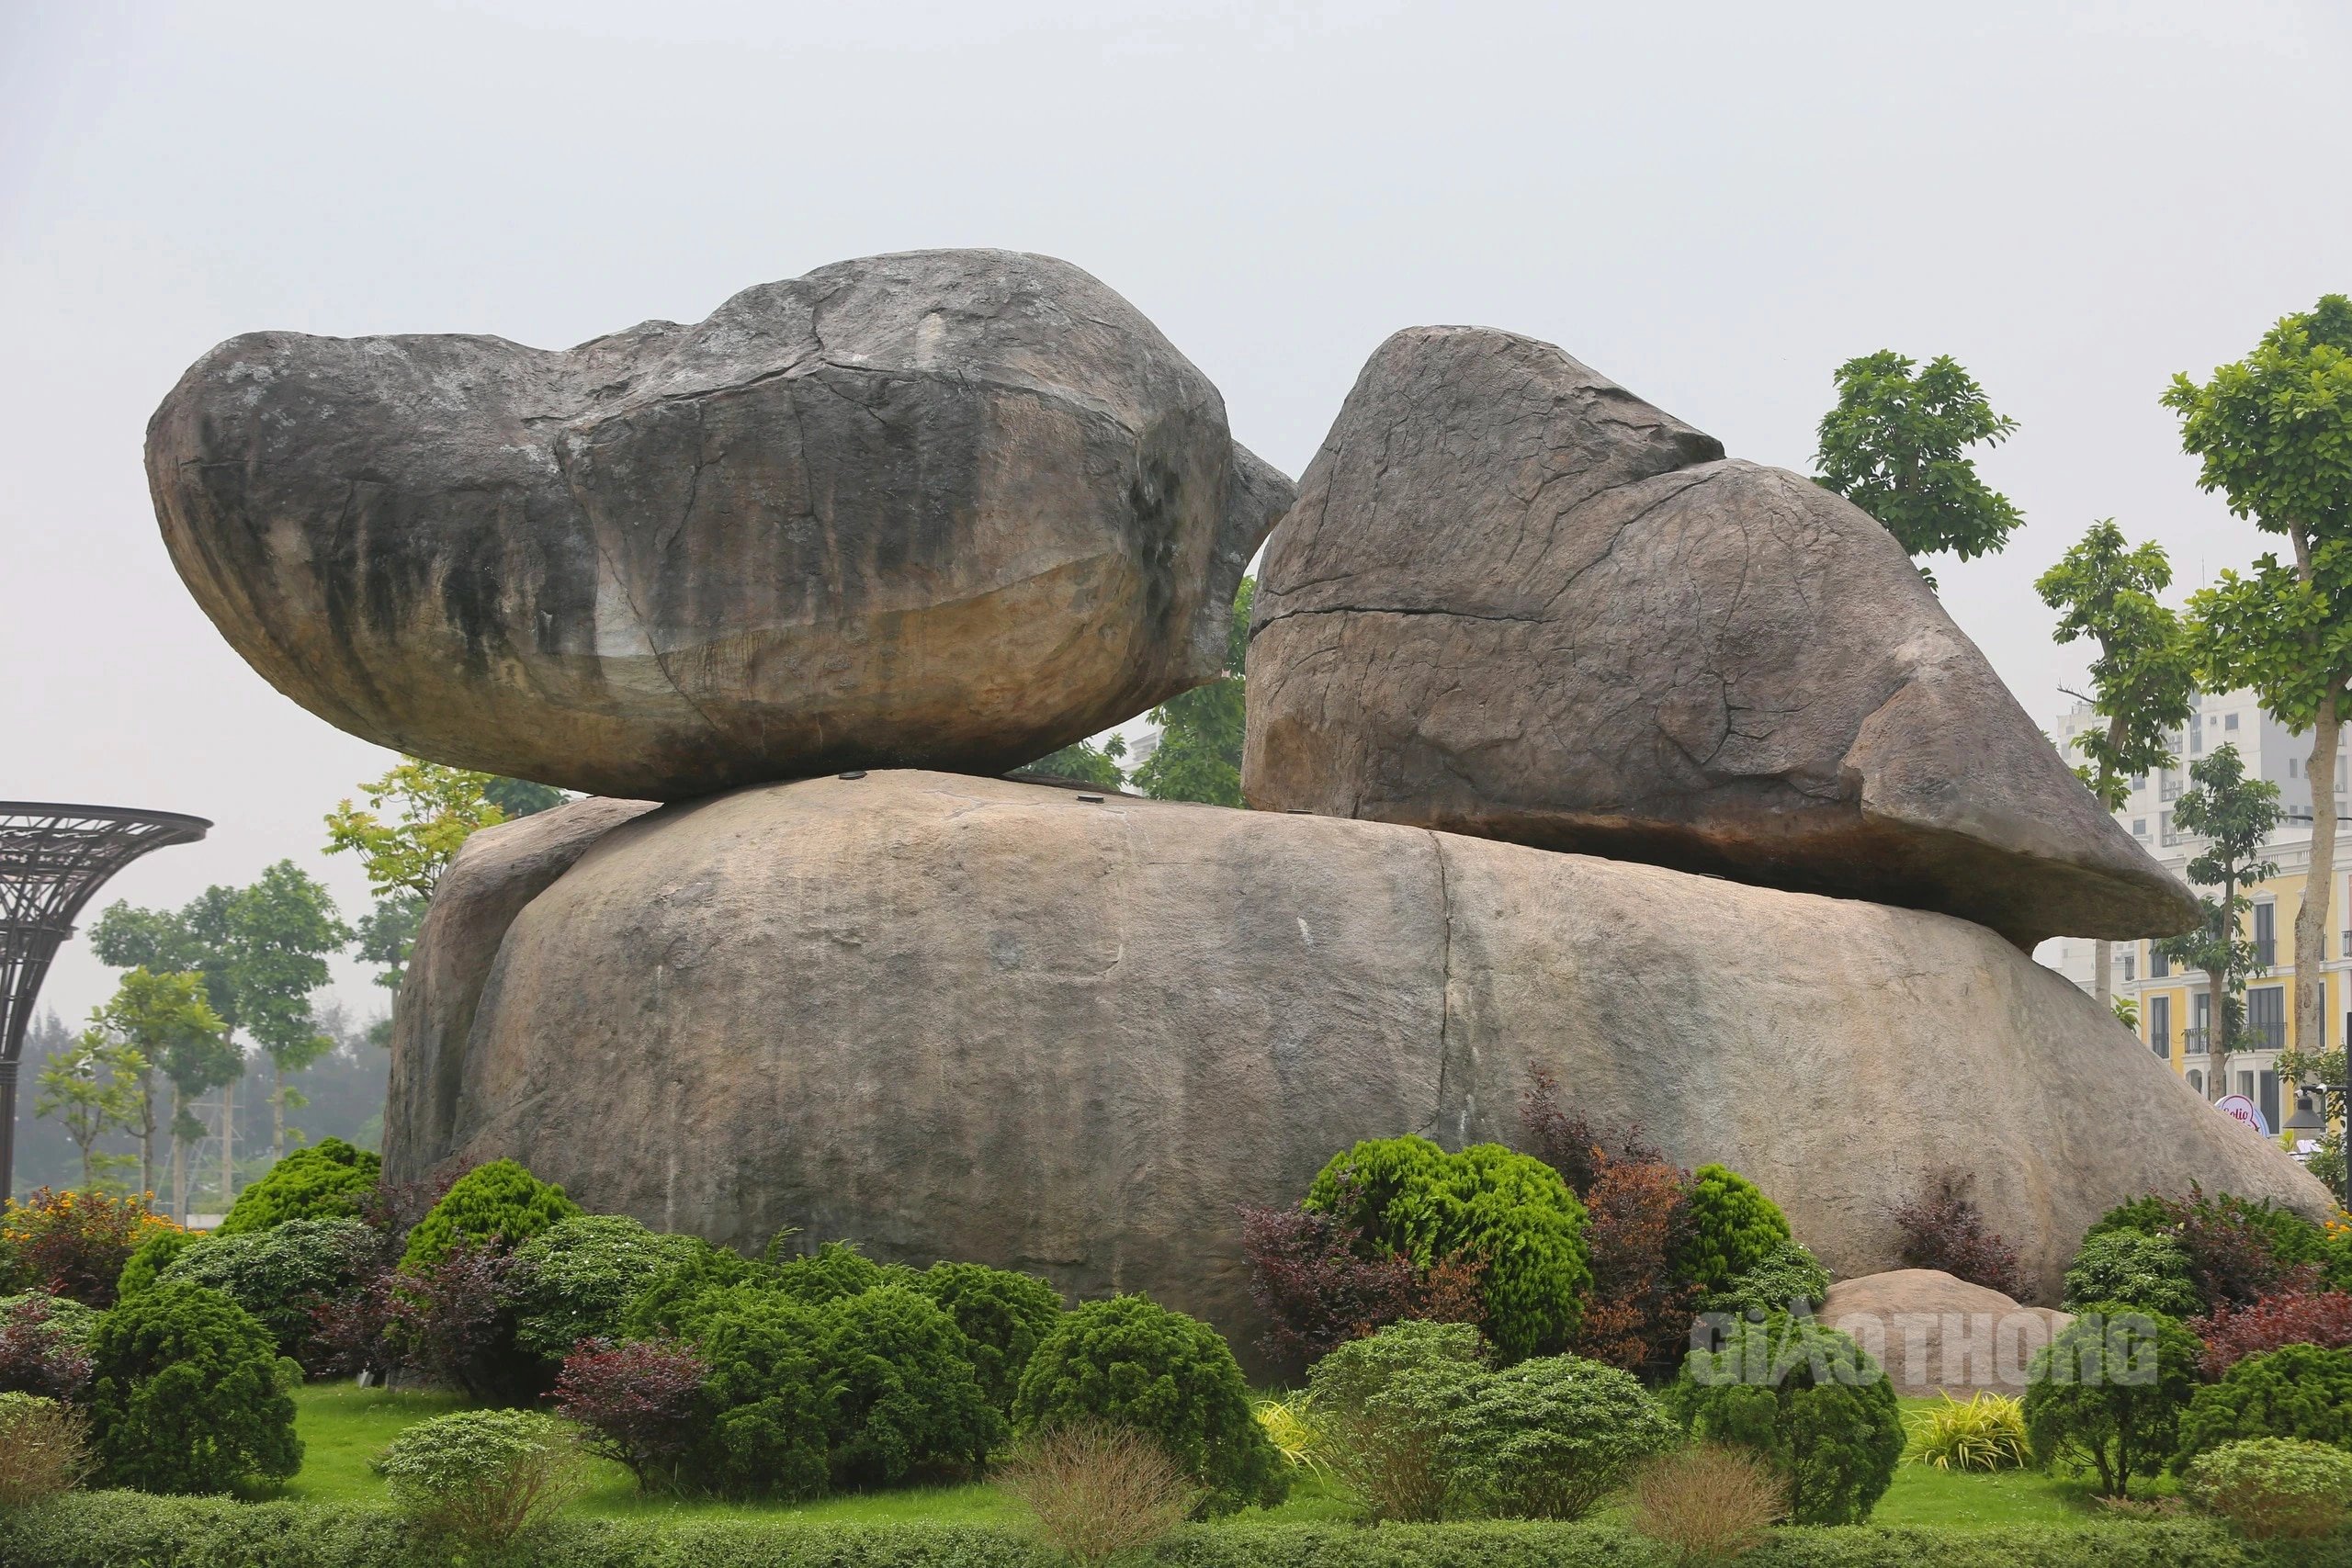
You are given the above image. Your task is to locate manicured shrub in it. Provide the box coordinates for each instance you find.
[552,1337,708,1494]
[1307,1320,1490,1521]
[215,1137,380,1235]
[1238,1202,1459,1369]
[1889,1171,2024,1299]
[113,1230,195,1303]
[1307,1136,1590,1361]
[1905,1391,2030,1472]
[617,1237,759,1339]
[2084,1187,2326,1314]
[2182,1436,2352,1541]
[1698,1238,1832,1321]
[770,1239,914,1305]
[380,1240,538,1404]
[2174,1343,2352,1469]
[682,1288,832,1498]
[0,1293,96,1402]
[1440,1354,1679,1520]
[0,1190,177,1308]
[0,1392,89,1506]
[373,1406,585,1549]
[1668,1313,1904,1524]
[2022,1303,2200,1496]
[1519,1065,1667,1199]
[913,1261,1065,1414]
[399,1157,582,1269]
[1000,1420,1196,1567]
[1570,1152,1700,1378]
[164,1216,376,1366]
[1014,1294,1288,1515]
[1625,1443,1783,1566]
[1675,1166,1791,1297]
[820,1284,1001,1487]
[84,1279,300,1494]
[508,1214,710,1361]
[2064,1230,2202,1317]
[2193,1288,2352,1378]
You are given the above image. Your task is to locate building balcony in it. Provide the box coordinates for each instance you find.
[2184,1028,2209,1055]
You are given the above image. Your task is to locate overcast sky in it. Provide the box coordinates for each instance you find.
[5,0,2346,1028]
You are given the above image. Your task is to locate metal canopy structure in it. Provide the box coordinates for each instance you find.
[1,802,211,1204]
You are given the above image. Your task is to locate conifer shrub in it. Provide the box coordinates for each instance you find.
[616,1238,759,1339]
[215,1138,380,1235]
[2182,1436,2352,1541]
[0,1293,95,1403]
[399,1158,582,1270]
[163,1217,376,1367]
[1675,1166,1792,1297]
[1667,1313,1903,1524]
[1440,1353,1679,1520]
[1698,1238,1832,1320]
[913,1261,1066,1414]
[769,1239,914,1305]
[1013,1294,1287,1515]
[2174,1343,2352,1470]
[2063,1230,2203,1318]
[2081,1188,2326,1314]
[508,1214,709,1361]
[373,1407,585,1549]
[680,1288,832,1498]
[1306,1320,1489,1522]
[2021,1303,2200,1496]
[84,1279,300,1494]
[0,1392,90,1506]
[1306,1136,1589,1361]
[114,1230,196,1303]
[821,1284,1002,1487]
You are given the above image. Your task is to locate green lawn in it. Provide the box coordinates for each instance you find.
[280,1384,2125,1530]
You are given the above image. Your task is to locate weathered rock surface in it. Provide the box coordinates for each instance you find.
[149,250,1289,799]
[1243,326,2194,948]
[1819,1269,2074,1398]
[384,772,2321,1364]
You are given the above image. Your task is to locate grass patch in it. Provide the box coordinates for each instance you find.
[277,1383,469,1505]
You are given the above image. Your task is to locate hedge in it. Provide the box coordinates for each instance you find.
[4,1495,2345,1568]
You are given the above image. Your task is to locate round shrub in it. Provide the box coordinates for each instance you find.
[0,1291,98,1349]
[618,1238,758,1339]
[1667,1313,1903,1524]
[2022,1303,2200,1497]
[508,1215,709,1360]
[1440,1354,1679,1519]
[2063,1229,2201,1317]
[770,1240,914,1305]
[400,1158,582,1270]
[553,1337,709,1494]
[1699,1238,1831,1319]
[914,1261,1065,1414]
[2176,1344,2352,1471]
[1014,1294,1287,1515]
[373,1406,584,1548]
[820,1283,1002,1487]
[216,1137,381,1235]
[164,1217,377,1364]
[115,1230,196,1303]
[1307,1321,1489,1522]
[85,1279,301,1493]
[2185,1437,2352,1541]
[1676,1165,1791,1295]
[0,1292,96,1401]
[1307,1136,1591,1361]
[684,1289,832,1498]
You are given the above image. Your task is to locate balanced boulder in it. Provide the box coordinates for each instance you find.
[148,250,1290,799]
[384,770,2320,1364]
[1243,326,2193,948]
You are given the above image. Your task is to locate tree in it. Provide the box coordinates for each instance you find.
[34,1031,141,1191]
[2170,297,2352,1070]
[89,969,234,1203]
[1815,352,2022,585]
[481,777,566,818]
[1133,579,1251,807]
[91,889,245,1214]
[326,758,524,998]
[2035,521,2199,1010]
[351,894,426,995]
[2159,745,2282,1101]
[226,863,348,1159]
[1022,734,1127,790]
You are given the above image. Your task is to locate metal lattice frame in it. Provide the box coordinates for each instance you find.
[1,803,210,1203]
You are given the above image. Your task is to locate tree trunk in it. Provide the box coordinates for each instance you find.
[170,1083,187,1222]
[2209,972,2227,1102]
[272,1061,285,1159]
[2301,695,2339,1065]
[220,1076,236,1214]
[138,1078,155,1203]
[2095,726,2127,1015]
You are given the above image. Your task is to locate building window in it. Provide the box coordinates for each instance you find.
[2161,811,2177,846]
[2189,1069,2205,1093]
[2132,773,2148,791]
[2150,994,2171,1056]
[2162,771,2183,801]
[2238,1071,2256,1100]
[2122,953,2136,982]
[2133,818,2147,836]
[2250,985,2287,1050]
[2150,943,2170,978]
[2226,713,2240,730]
[2290,758,2301,777]
[2255,902,2277,968]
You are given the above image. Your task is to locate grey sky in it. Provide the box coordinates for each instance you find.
[5,0,2346,1028]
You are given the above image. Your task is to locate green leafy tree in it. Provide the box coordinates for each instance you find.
[1023,734,1127,790]
[2022,1305,2201,1497]
[227,863,349,1158]
[1133,579,1250,806]
[326,758,515,997]
[481,777,566,818]
[33,1031,140,1191]
[2171,297,2352,1065]
[89,968,234,1203]
[351,893,426,996]
[85,1279,302,1493]
[1814,352,2022,585]
[2036,521,2199,1010]
[2157,745,2282,1100]
[91,889,243,1213]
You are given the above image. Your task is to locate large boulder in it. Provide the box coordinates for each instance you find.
[148,250,1290,799]
[1243,325,2193,949]
[384,771,2321,1364]
[1818,1269,2074,1399]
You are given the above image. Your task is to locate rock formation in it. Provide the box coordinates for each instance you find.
[1818,1269,2075,1399]
[383,770,2324,1366]
[1243,325,2195,949]
[148,250,1290,799]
